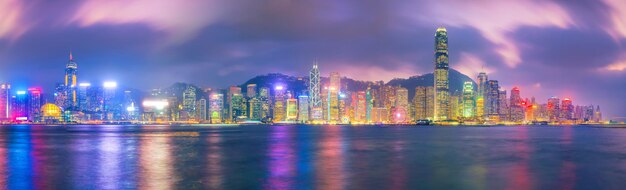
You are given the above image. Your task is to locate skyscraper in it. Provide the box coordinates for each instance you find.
[273,86,286,122]
[434,27,450,121]
[486,80,500,121]
[309,63,322,121]
[462,82,475,118]
[28,88,43,122]
[183,85,197,120]
[65,52,78,110]
[77,83,91,112]
[328,72,341,122]
[246,84,257,98]
[394,87,409,123]
[560,98,573,120]
[197,98,207,121]
[547,96,560,122]
[509,87,524,122]
[209,93,224,123]
[414,86,435,120]
[476,72,488,119]
[0,83,10,120]
[286,97,298,121]
[297,95,309,123]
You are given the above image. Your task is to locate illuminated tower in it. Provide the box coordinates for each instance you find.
[434,27,449,121]
[309,63,322,121]
[65,52,78,109]
[476,72,488,118]
[462,82,475,119]
[509,87,524,122]
[547,96,560,122]
[560,98,573,120]
[414,86,435,120]
[0,83,10,120]
[182,86,197,120]
[328,72,341,122]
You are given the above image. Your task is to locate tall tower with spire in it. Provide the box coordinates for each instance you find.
[434,27,450,121]
[65,52,78,109]
[309,62,322,121]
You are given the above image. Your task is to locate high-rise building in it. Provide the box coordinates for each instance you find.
[328,72,341,122]
[103,81,119,121]
[309,63,322,121]
[273,86,286,122]
[209,93,224,123]
[197,98,207,121]
[65,52,78,110]
[509,87,524,122]
[0,83,10,120]
[77,83,91,111]
[394,87,409,123]
[366,86,373,122]
[286,97,298,121]
[351,91,367,122]
[434,27,450,121]
[297,95,309,123]
[499,90,509,122]
[227,86,242,121]
[231,94,246,122]
[594,105,602,122]
[462,82,475,119]
[182,86,197,120]
[28,88,43,122]
[12,91,28,121]
[547,96,560,122]
[123,90,139,121]
[414,86,435,120]
[560,98,573,120]
[486,80,500,121]
[258,87,271,120]
[246,84,257,99]
[448,95,461,120]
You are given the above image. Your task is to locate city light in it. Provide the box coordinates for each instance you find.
[79,83,91,87]
[143,100,169,110]
[103,81,117,88]
[16,91,26,95]
[275,85,284,90]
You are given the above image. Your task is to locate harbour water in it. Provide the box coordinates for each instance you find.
[0,124,625,189]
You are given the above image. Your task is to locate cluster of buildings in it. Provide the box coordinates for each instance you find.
[0,28,605,124]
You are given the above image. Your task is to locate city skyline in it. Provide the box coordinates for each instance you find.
[0,0,625,119]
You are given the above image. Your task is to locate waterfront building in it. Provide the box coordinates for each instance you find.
[11,91,28,121]
[209,93,224,123]
[434,27,450,121]
[286,97,298,121]
[246,84,257,98]
[273,86,286,122]
[594,105,602,122]
[297,95,309,123]
[366,86,373,122]
[394,87,409,123]
[142,99,170,122]
[65,52,78,110]
[462,82,475,119]
[486,80,500,121]
[328,72,340,122]
[227,86,242,121]
[414,86,435,120]
[561,98,573,120]
[231,94,246,122]
[77,83,90,112]
[351,91,367,122]
[182,86,197,120]
[309,63,322,121]
[41,103,63,123]
[0,83,10,121]
[448,95,461,120]
[509,87,524,122]
[547,96,560,122]
[28,88,43,122]
[499,90,509,122]
[197,98,207,121]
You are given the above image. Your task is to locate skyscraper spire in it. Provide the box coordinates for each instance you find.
[69,51,73,61]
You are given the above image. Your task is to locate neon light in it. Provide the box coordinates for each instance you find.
[79,83,91,87]
[16,91,26,95]
[275,86,284,90]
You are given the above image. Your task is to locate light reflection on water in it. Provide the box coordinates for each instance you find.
[0,125,624,189]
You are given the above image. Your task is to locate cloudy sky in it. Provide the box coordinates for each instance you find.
[0,0,625,119]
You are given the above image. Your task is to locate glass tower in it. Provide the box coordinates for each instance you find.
[434,27,449,121]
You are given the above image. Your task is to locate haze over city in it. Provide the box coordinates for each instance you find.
[0,0,625,119]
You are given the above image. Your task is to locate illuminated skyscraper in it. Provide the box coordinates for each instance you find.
[594,105,602,122]
[560,98,573,120]
[509,87,524,122]
[414,86,435,120]
[65,52,78,109]
[227,86,242,121]
[273,86,286,122]
[197,98,207,121]
[448,95,461,120]
[476,72,487,119]
[0,83,10,120]
[462,82,475,118]
[286,97,298,121]
[352,91,367,122]
[499,90,509,122]
[486,80,500,121]
[366,86,373,122]
[182,86,197,120]
[12,91,28,121]
[259,87,271,119]
[394,87,409,123]
[246,84,257,98]
[328,72,341,122]
[547,96,560,122]
[434,27,450,121]
[297,95,309,123]
[77,83,91,111]
[28,88,43,122]
[309,63,322,121]
[231,94,246,121]
[209,93,224,123]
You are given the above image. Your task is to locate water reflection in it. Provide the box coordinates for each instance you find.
[559,127,576,190]
[138,134,174,190]
[266,126,295,189]
[206,132,224,189]
[98,133,123,189]
[507,127,532,190]
[8,128,33,189]
[315,127,347,190]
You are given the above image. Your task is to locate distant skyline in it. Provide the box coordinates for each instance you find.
[0,0,625,119]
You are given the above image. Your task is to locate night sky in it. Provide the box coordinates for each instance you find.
[0,0,625,119]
